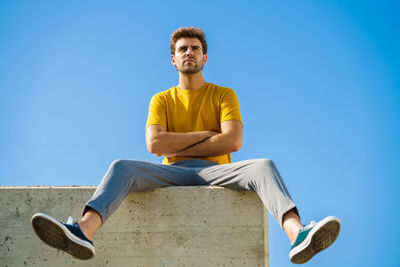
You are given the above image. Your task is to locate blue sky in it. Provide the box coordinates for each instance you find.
[1,1,399,266]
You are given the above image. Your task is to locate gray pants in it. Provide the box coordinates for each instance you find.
[83,158,297,228]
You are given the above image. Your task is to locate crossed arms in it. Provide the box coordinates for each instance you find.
[145,120,243,158]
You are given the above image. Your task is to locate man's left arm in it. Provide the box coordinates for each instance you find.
[166,120,243,157]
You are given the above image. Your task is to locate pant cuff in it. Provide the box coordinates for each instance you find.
[82,203,105,226]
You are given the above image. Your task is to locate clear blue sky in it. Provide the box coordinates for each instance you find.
[1,1,399,266]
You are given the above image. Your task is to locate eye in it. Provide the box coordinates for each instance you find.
[178,46,187,52]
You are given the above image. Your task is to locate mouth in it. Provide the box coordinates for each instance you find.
[184,58,195,63]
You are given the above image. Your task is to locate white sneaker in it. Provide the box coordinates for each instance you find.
[289,216,341,264]
[31,213,95,260]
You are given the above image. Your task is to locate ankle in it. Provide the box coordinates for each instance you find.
[283,221,302,245]
[78,209,102,241]
[78,222,94,241]
[290,227,301,245]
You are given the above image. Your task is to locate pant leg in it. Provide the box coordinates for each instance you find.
[195,158,298,228]
[83,159,208,224]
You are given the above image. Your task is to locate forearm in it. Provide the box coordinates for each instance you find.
[147,130,215,155]
[169,132,241,157]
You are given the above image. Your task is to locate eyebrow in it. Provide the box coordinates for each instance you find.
[178,45,201,50]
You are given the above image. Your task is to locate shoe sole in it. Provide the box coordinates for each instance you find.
[31,213,95,260]
[290,216,341,264]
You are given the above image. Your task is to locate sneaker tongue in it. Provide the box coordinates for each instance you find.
[302,221,317,231]
[67,216,77,224]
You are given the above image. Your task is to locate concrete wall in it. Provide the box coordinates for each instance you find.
[0,186,268,267]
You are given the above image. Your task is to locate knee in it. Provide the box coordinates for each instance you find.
[254,158,274,170]
[109,159,132,173]
[250,158,275,180]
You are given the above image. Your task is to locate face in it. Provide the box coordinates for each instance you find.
[171,37,207,74]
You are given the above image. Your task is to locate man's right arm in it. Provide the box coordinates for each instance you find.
[145,125,217,155]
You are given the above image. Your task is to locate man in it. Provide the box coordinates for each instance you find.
[31,27,340,264]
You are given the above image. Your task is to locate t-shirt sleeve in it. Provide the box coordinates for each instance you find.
[146,93,167,129]
[220,88,243,125]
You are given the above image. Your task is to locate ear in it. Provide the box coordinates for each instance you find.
[202,54,208,66]
[171,54,176,67]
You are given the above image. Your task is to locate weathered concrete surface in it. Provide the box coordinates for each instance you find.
[0,186,268,267]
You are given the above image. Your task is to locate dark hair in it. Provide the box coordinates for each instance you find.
[170,27,207,55]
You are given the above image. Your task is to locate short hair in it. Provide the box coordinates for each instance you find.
[170,27,207,55]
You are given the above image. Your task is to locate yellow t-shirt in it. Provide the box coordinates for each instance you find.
[146,82,242,165]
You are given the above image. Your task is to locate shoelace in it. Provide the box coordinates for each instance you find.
[301,220,317,232]
[67,216,77,225]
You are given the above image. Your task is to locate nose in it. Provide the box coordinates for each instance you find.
[185,47,194,56]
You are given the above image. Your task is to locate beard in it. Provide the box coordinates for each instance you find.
[176,58,204,74]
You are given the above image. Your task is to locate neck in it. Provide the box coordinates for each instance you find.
[178,71,206,90]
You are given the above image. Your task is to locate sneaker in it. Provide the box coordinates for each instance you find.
[31,213,95,260]
[289,216,341,264]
